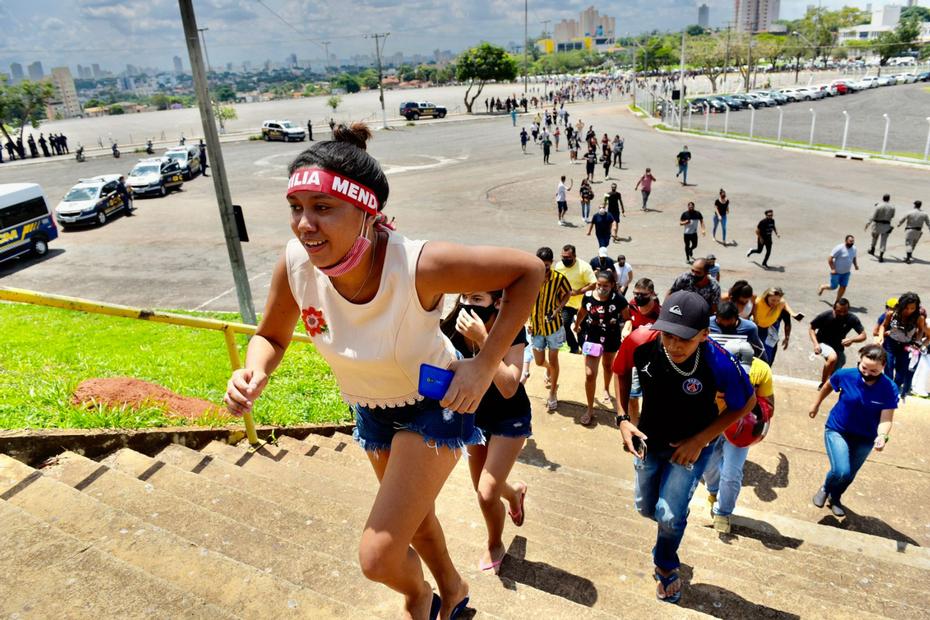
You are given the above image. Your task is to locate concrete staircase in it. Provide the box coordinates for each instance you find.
[2,395,929,619]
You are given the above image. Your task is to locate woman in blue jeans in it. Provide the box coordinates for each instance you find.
[809,344,898,517]
[878,292,930,400]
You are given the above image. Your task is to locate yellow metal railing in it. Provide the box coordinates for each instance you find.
[0,287,313,446]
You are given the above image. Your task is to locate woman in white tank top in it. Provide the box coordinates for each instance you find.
[224,123,543,619]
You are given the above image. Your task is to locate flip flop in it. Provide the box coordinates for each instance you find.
[509,484,527,527]
[451,596,470,619]
[429,593,441,620]
[654,569,682,604]
[479,557,504,572]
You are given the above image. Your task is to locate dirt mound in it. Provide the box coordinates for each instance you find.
[72,377,224,420]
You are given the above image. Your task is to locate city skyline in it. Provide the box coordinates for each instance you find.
[1,0,879,75]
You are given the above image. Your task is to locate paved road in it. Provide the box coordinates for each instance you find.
[689,82,930,155]
[2,99,929,382]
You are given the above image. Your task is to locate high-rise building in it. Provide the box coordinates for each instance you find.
[92,63,102,78]
[173,55,183,74]
[27,61,44,80]
[9,63,24,83]
[548,5,616,53]
[698,3,710,27]
[735,0,780,32]
[45,67,82,119]
[287,53,298,67]
[126,64,138,76]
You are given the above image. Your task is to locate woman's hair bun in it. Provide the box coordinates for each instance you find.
[332,122,372,150]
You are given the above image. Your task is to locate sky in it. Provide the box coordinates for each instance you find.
[1,0,868,74]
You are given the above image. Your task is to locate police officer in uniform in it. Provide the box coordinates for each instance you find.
[897,201,930,264]
[865,194,895,262]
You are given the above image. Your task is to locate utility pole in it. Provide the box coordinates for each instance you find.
[523,0,528,94]
[321,40,331,76]
[678,29,686,131]
[197,27,212,74]
[366,33,390,130]
[746,29,753,91]
[178,0,256,327]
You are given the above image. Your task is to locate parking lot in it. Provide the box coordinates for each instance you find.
[2,97,929,381]
[688,82,930,155]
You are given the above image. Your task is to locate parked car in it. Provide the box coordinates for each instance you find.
[0,183,57,263]
[829,80,851,95]
[728,93,753,108]
[689,97,726,113]
[796,86,825,100]
[762,90,789,105]
[399,101,447,120]
[126,157,184,198]
[816,84,838,97]
[895,72,917,84]
[876,75,896,87]
[778,88,804,102]
[857,76,881,89]
[917,71,930,82]
[261,120,306,142]
[164,145,202,180]
[710,95,741,109]
[54,175,128,229]
[748,92,776,106]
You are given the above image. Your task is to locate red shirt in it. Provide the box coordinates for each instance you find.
[629,303,660,329]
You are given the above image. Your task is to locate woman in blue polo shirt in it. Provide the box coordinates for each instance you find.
[808,344,898,517]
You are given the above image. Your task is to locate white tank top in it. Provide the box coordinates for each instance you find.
[285,231,456,409]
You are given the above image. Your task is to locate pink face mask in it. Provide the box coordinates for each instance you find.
[318,215,372,277]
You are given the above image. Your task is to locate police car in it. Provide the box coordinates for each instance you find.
[127,157,184,197]
[399,102,447,120]
[54,175,129,228]
[164,145,202,180]
[261,120,306,142]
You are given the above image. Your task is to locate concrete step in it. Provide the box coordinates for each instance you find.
[35,450,394,618]
[206,437,899,620]
[0,453,349,618]
[281,433,928,619]
[194,440,636,619]
[0,497,234,619]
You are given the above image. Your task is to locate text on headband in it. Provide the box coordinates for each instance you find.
[286,167,380,215]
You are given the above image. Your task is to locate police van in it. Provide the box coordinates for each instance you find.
[0,183,58,265]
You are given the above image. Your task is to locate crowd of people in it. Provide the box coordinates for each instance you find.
[222,110,926,618]
[1,131,70,163]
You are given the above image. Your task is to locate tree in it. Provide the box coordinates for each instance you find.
[636,36,678,72]
[333,73,361,93]
[455,43,517,113]
[326,95,341,113]
[150,93,170,110]
[875,17,921,70]
[686,24,706,36]
[901,6,930,22]
[214,104,237,131]
[686,35,727,92]
[108,104,125,115]
[212,84,236,102]
[0,79,55,145]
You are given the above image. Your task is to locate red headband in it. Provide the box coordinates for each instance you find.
[287,167,381,215]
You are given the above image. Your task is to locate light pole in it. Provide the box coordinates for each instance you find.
[197,27,212,74]
[776,106,783,142]
[724,103,730,134]
[808,108,816,146]
[924,117,930,161]
[881,113,890,156]
[523,0,528,94]
[748,104,755,139]
[678,29,686,132]
[841,110,849,151]
[365,33,390,130]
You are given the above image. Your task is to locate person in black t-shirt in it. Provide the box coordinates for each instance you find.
[809,299,867,386]
[612,291,754,604]
[603,183,625,242]
[712,189,729,243]
[573,270,630,425]
[441,290,531,575]
[747,209,779,268]
[679,202,705,263]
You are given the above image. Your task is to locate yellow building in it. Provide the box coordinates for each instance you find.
[44,67,82,119]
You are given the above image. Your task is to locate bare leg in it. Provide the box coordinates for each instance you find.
[581,354,598,424]
[602,352,616,400]
[547,349,560,402]
[835,286,847,305]
[820,354,837,386]
[361,433,466,619]
[467,437,526,572]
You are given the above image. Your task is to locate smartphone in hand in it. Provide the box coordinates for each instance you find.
[419,364,455,401]
[631,435,647,460]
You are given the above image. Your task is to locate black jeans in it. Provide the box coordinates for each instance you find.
[561,306,580,353]
[683,233,698,260]
[613,151,622,167]
[748,236,773,265]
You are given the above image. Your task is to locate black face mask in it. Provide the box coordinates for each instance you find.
[691,274,706,285]
[461,303,497,322]
[633,294,651,306]
[562,258,575,267]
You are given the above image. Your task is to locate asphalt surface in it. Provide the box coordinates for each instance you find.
[689,82,930,155]
[2,97,929,383]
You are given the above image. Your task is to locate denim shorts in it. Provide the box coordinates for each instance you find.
[532,327,566,351]
[352,398,485,453]
[475,408,532,439]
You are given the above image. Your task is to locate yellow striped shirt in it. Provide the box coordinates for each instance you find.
[530,270,572,336]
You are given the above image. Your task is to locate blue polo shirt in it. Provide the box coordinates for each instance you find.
[826,368,898,439]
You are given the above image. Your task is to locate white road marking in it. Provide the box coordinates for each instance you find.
[192,272,268,312]
[252,153,468,181]
[382,155,468,175]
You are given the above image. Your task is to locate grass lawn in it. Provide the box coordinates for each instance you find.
[0,302,349,430]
